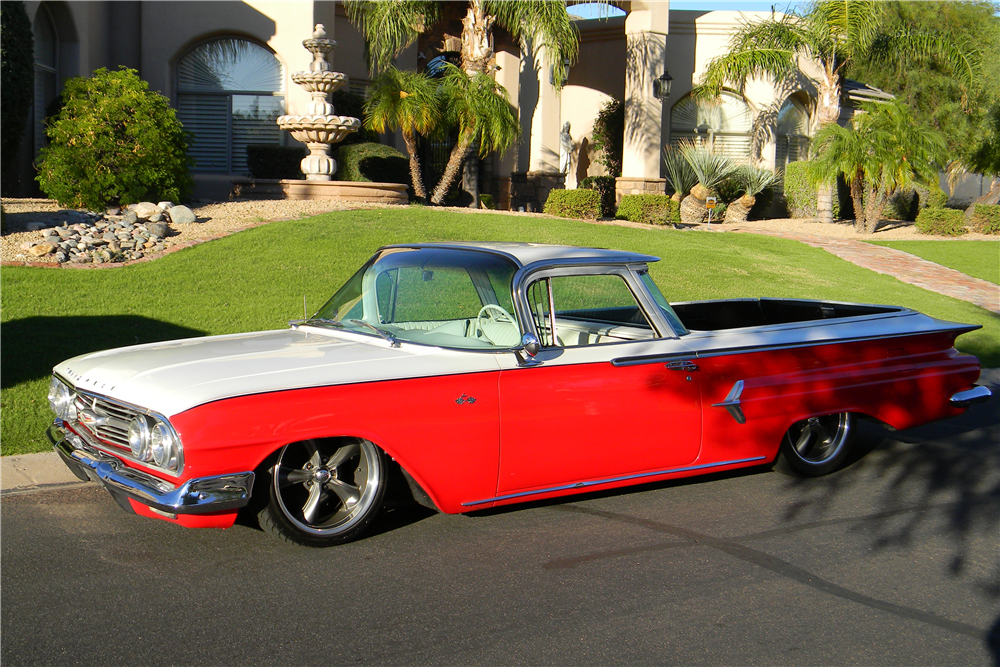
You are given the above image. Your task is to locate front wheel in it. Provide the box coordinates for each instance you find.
[777,412,855,477]
[258,438,386,547]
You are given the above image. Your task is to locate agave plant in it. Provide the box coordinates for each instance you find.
[662,146,698,202]
[677,141,737,224]
[724,164,780,224]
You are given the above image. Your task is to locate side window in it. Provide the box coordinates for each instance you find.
[527,274,654,347]
[385,267,483,322]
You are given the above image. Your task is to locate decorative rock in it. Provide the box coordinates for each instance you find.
[121,210,139,225]
[42,229,57,237]
[29,243,55,257]
[55,252,67,263]
[166,205,196,224]
[148,212,163,222]
[106,207,121,216]
[156,201,175,210]
[20,242,34,251]
[147,222,169,238]
[103,232,117,241]
[133,202,161,219]
[26,222,49,231]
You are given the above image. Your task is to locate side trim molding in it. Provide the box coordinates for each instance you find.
[461,456,767,507]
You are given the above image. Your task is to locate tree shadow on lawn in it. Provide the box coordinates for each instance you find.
[1,316,206,388]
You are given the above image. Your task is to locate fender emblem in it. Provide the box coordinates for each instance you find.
[455,393,477,405]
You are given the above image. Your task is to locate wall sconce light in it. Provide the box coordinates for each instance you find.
[549,58,572,86]
[653,70,673,101]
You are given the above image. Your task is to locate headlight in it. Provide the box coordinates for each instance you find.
[128,416,152,461]
[150,421,177,469]
[48,376,77,421]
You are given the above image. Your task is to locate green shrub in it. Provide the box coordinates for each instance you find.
[334,142,408,183]
[579,175,616,217]
[782,161,841,218]
[592,99,624,177]
[479,193,495,209]
[246,145,306,180]
[915,207,967,236]
[36,68,192,210]
[543,188,601,220]
[886,188,919,221]
[915,182,949,210]
[1,1,34,196]
[616,194,681,226]
[969,203,1000,234]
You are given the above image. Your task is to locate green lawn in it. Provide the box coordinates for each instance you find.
[867,240,1000,285]
[3,207,998,456]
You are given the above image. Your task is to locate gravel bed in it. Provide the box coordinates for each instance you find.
[2,197,994,265]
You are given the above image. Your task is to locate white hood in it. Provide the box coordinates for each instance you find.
[54,328,501,416]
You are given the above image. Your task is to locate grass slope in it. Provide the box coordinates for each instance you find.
[3,207,997,455]
[866,240,1000,285]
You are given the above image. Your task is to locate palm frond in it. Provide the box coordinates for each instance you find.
[868,30,981,90]
[736,164,781,197]
[677,140,738,190]
[439,65,519,156]
[697,49,799,99]
[807,0,883,61]
[363,67,441,135]
[661,147,698,196]
[487,0,579,87]
[343,0,438,74]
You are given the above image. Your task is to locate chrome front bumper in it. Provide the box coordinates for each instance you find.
[950,385,992,407]
[49,422,254,516]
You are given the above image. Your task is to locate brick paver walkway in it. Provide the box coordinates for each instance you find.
[727,226,1000,314]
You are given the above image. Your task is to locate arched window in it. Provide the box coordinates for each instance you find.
[669,91,753,159]
[775,96,810,170]
[33,5,59,156]
[176,38,284,174]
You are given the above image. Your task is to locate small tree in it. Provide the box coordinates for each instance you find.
[37,68,193,210]
[430,65,519,205]
[808,100,946,233]
[677,141,738,225]
[592,99,624,177]
[724,164,780,224]
[1,1,34,196]
[364,67,441,201]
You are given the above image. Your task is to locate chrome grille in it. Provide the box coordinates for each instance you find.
[73,393,140,451]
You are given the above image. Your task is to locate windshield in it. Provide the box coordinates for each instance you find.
[308,247,522,350]
[638,271,689,336]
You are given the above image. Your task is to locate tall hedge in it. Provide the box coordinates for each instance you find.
[1,1,34,196]
[782,161,842,219]
[37,68,193,209]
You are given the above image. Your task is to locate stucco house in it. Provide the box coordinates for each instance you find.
[16,1,848,208]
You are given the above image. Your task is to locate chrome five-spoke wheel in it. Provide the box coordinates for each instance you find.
[778,412,855,477]
[258,438,386,546]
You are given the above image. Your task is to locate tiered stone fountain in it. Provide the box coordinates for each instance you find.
[232,24,407,204]
[277,24,358,181]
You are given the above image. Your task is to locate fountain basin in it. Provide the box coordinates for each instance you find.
[230,179,408,205]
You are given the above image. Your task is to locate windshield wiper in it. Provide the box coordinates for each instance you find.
[350,319,400,347]
[291,317,345,329]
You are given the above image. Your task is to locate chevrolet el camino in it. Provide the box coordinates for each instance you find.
[49,242,992,546]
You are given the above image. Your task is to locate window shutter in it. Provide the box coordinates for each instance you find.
[177,94,230,173]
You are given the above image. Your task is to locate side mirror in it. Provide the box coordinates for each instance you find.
[520,332,540,357]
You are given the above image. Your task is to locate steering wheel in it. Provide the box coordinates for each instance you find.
[476,304,519,345]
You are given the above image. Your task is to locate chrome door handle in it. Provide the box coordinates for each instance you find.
[666,360,698,372]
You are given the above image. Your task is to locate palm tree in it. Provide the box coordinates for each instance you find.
[345,0,579,203]
[364,67,441,201]
[677,141,738,225]
[808,100,945,233]
[661,146,698,203]
[430,65,519,205]
[724,164,780,224]
[697,0,978,222]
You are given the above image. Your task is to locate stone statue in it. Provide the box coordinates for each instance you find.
[559,122,573,174]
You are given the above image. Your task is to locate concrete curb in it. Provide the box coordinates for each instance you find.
[4,370,996,498]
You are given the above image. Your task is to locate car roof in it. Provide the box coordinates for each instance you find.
[380,242,660,268]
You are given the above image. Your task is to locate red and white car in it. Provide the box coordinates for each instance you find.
[49,242,991,546]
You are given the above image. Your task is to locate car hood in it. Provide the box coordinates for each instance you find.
[54,328,501,417]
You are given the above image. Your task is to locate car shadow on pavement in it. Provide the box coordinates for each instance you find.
[1,315,206,388]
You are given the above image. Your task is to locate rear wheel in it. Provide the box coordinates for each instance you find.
[258,437,386,547]
[778,412,854,477]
